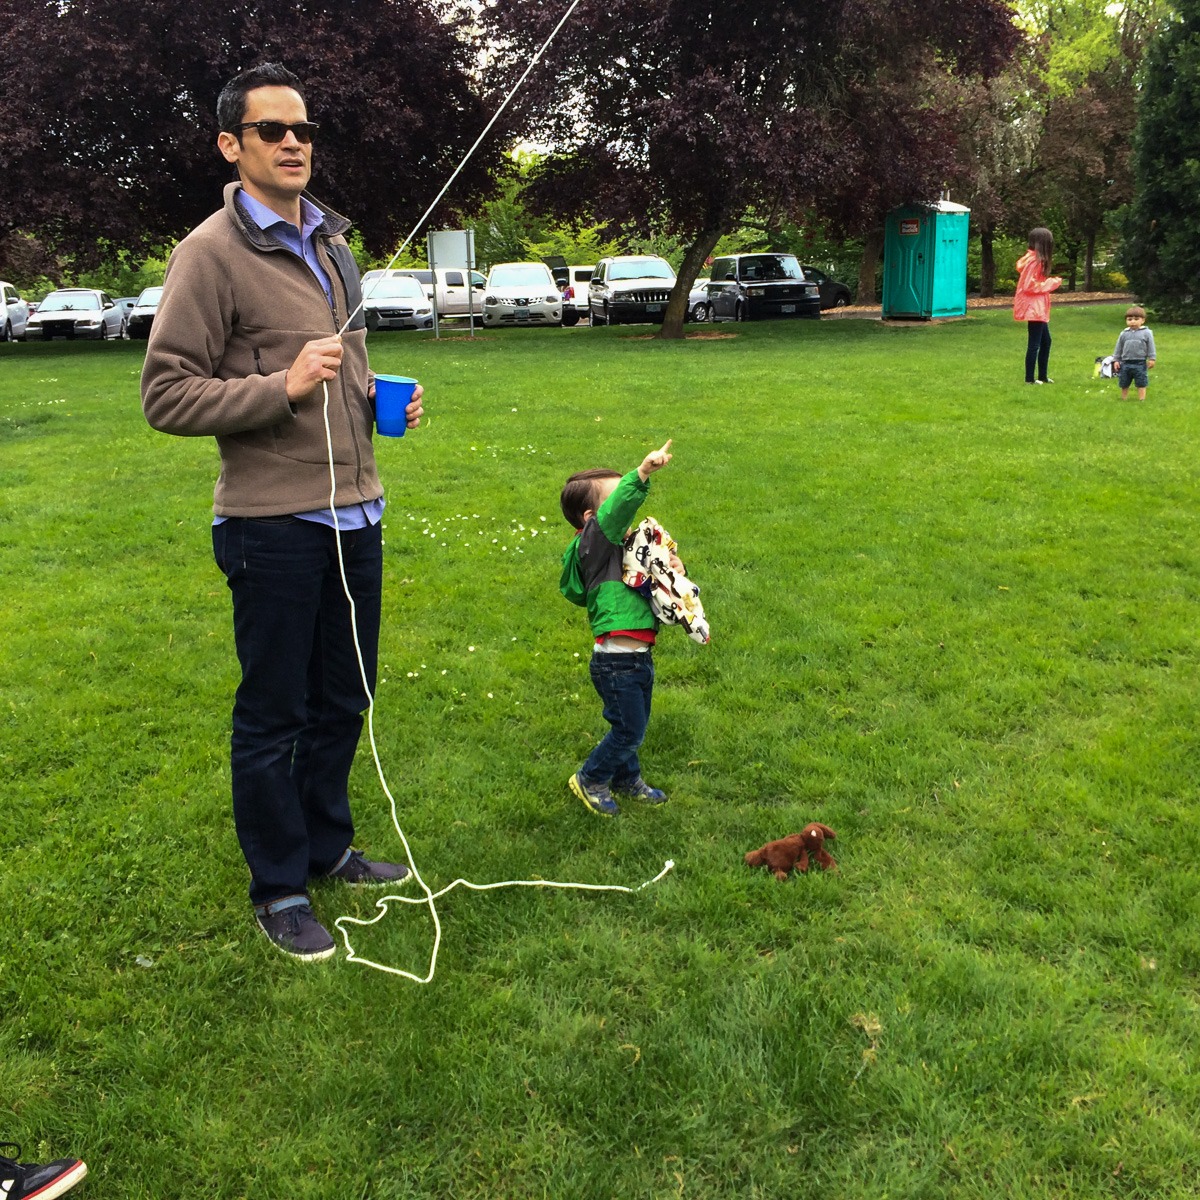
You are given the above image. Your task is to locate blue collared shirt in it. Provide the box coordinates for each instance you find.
[238,190,333,306]
[220,189,384,530]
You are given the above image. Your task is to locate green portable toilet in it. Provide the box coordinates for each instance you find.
[882,200,970,319]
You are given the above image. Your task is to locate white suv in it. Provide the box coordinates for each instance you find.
[482,262,562,327]
[588,256,676,326]
[2,281,29,341]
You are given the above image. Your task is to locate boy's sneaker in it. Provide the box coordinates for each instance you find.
[0,1144,87,1199]
[613,776,668,804]
[569,773,619,817]
[327,850,411,888]
[254,901,336,962]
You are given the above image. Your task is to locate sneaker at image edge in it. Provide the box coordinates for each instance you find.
[613,777,668,804]
[255,903,336,962]
[0,1145,88,1200]
[327,849,411,888]
[569,773,619,817]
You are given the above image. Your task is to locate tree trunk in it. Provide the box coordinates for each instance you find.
[857,227,884,306]
[658,227,724,340]
[1084,230,1095,292]
[1061,243,1079,292]
[980,226,996,297]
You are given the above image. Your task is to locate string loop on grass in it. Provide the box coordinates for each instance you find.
[320,376,676,982]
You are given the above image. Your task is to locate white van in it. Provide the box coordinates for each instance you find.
[540,258,595,316]
[567,265,594,314]
[362,268,486,318]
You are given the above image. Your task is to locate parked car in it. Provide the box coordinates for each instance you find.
[115,296,139,334]
[687,277,711,322]
[705,254,821,322]
[589,255,676,325]
[364,268,486,317]
[26,288,126,340]
[568,265,594,314]
[802,265,853,309]
[482,262,562,327]
[126,286,163,339]
[362,274,434,331]
[541,258,595,316]
[2,281,30,341]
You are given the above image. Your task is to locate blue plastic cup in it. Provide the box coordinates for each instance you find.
[374,375,418,437]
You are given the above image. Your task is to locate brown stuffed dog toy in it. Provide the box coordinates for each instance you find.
[744,823,838,880]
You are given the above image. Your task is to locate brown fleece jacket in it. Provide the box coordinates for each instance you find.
[141,183,381,517]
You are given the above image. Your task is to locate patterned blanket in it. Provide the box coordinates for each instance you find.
[622,517,710,645]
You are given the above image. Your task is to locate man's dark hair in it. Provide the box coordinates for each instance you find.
[217,62,306,133]
[560,468,621,528]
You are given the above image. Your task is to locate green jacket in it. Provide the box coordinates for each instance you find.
[560,470,657,639]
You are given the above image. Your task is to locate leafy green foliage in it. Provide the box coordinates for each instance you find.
[3,307,1200,1196]
[1122,1,1200,323]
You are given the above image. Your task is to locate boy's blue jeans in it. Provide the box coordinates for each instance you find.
[580,650,654,788]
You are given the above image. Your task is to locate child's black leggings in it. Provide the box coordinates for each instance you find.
[1025,321,1051,382]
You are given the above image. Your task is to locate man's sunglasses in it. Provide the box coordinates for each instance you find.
[231,120,320,144]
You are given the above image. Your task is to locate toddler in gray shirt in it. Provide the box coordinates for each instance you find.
[1113,305,1157,401]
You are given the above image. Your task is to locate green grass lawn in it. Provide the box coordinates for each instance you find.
[3,305,1199,1198]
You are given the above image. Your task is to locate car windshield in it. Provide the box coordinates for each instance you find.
[489,265,552,288]
[136,287,164,306]
[367,278,425,300]
[608,260,674,281]
[40,292,100,312]
[739,255,803,281]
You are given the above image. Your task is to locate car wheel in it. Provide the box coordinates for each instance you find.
[603,305,614,326]
[366,310,381,333]
[834,294,849,308]
[690,301,708,323]
[2,321,11,342]
[735,301,747,322]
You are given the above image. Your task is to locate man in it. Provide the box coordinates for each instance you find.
[142,63,422,962]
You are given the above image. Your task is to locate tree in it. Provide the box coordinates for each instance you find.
[1122,1,1200,322]
[942,64,1045,296]
[486,0,1019,337]
[0,0,500,268]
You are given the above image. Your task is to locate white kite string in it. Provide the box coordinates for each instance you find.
[314,0,675,982]
[318,395,675,985]
[340,0,587,335]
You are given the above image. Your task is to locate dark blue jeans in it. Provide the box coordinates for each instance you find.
[580,651,654,788]
[212,517,382,907]
[1025,320,1052,382]
[1118,360,1148,389]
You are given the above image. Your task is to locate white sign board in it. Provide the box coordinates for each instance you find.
[427,229,475,271]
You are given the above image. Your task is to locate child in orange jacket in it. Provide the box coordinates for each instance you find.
[1013,227,1063,384]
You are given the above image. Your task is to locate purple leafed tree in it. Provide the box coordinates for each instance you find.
[486,0,1021,337]
[0,0,499,265]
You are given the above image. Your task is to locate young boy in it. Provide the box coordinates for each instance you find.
[560,440,678,817]
[1113,306,1157,401]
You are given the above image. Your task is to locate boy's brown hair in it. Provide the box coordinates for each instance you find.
[1126,305,1146,319]
[560,468,621,529]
